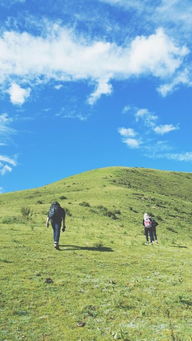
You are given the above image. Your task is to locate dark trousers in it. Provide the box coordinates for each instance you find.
[144,227,154,243]
[152,226,158,241]
[51,221,61,244]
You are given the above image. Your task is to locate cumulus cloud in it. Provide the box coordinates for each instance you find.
[88,78,113,104]
[118,126,141,148]
[6,83,31,105]
[123,137,141,149]
[134,107,178,135]
[0,26,188,104]
[126,28,188,78]
[135,108,149,118]
[118,105,180,158]
[0,155,17,175]
[153,124,179,135]
[135,108,158,127]
[118,127,137,137]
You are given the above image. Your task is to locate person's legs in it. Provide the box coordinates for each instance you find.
[51,222,61,248]
[153,226,158,243]
[149,227,154,243]
[153,226,158,241]
[144,228,149,244]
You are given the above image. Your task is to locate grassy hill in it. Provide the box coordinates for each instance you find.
[0,166,192,341]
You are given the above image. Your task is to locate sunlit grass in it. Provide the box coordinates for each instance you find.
[0,167,192,340]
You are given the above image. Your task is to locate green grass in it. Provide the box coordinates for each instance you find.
[0,166,192,340]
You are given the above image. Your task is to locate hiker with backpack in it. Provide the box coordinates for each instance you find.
[143,213,154,245]
[143,213,158,245]
[46,201,66,249]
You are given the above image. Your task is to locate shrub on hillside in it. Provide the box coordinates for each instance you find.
[36,200,43,204]
[79,202,90,207]
[59,195,67,200]
[21,207,33,220]
[2,216,24,224]
[95,205,121,220]
[65,208,72,216]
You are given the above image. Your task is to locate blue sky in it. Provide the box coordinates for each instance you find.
[0,0,192,192]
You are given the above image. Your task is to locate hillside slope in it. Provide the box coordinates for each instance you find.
[1,167,192,340]
[1,166,192,239]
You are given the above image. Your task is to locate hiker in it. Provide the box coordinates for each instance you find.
[143,213,154,245]
[46,201,66,249]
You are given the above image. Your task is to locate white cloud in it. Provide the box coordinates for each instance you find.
[144,140,173,154]
[54,84,63,90]
[127,28,188,78]
[123,137,141,149]
[153,124,179,135]
[88,78,113,104]
[0,26,188,104]
[158,68,192,96]
[163,152,192,162]
[0,155,16,175]
[6,83,31,105]
[0,0,25,6]
[135,108,158,127]
[135,108,149,119]
[155,0,192,34]
[122,105,131,114]
[99,0,149,13]
[134,108,179,136]
[118,126,141,148]
[118,127,137,137]
[0,113,12,124]
[0,164,12,175]
[0,113,15,145]
[101,0,192,40]
[0,155,16,166]
[118,105,181,157]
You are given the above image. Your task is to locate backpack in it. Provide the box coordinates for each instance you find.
[152,219,158,228]
[144,218,152,228]
[48,203,63,220]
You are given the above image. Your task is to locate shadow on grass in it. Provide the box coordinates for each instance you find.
[180,299,192,306]
[171,245,188,249]
[58,244,114,252]
[0,259,13,263]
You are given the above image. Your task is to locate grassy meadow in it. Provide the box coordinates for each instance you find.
[0,166,192,341]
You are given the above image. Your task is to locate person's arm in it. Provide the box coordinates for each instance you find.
[46,216,50,228]
[62,210,66,232]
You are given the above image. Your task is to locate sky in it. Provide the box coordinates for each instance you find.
[0,0,192,193]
